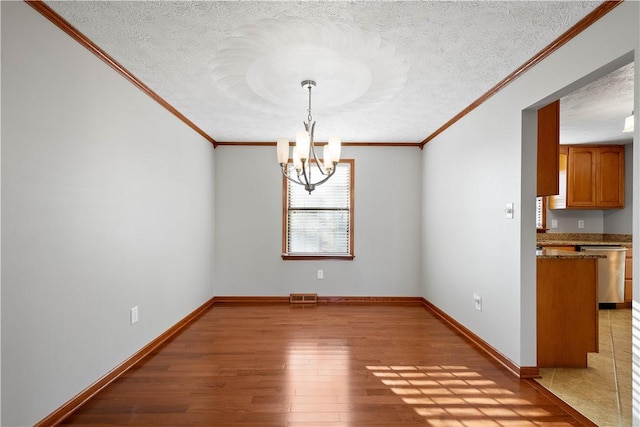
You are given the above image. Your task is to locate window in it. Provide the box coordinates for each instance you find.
[282,159,354,260]
[536,196,546,230]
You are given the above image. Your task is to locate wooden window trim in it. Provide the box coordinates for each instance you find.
[282,159,354,260]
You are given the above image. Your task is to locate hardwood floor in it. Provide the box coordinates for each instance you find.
[58,303,592,426]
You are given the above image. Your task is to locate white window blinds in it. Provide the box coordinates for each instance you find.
[536,197,545,229]
[286,162,351,255]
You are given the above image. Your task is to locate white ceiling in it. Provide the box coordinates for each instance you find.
[43,1,634,145]
[560,62,634,145]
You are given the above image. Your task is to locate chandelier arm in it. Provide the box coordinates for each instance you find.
[280,165,305,186]
[300,160,310,187]
[311,154,330,177]
[309,164,337,188]
[309,140,324,175]
[281,161,336,187]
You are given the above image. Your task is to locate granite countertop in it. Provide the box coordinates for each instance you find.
[538,240,632,247]
[536,248,607,259]
[537,233,632,248]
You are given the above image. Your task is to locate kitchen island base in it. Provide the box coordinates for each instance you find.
[537,257,599,368]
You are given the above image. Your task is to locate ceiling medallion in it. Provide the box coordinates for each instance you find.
[210,17,409,116]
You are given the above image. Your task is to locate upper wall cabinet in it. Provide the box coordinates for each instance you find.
[537,101,559,197]
[549,145,624,209]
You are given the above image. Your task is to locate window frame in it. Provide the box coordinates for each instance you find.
[282,159,354,260]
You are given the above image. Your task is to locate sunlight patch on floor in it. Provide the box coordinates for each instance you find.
[366,364,550,424]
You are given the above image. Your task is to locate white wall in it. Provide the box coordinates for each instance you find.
[215,146,422,297]
[421,1,639,369]
[1,3,215,425]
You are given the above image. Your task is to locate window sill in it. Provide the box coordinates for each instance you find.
[282,254,355,261]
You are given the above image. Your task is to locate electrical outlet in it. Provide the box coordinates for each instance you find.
[317,269,324,280]
[473,293,482,312]
[130,306,139,325]
[578,219,585,229]
[551,219,558,229]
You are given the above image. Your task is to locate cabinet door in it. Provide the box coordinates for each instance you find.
[537,101,559,197]
[548,144,625,210]
[596,146,624,208]
[567,147,596,208]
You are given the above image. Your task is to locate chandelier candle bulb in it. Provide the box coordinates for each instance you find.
[323,146,333,171]
[293,149,303,172]
[328,136,342,162]
[277,138,290,165]
[296,131,311,161]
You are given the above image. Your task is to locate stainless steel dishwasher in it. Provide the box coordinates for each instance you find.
[579,246,626,304]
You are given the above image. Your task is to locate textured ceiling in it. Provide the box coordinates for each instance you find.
[44,1,633,144]
[560,62,634,145]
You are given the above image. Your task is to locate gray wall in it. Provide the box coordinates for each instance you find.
[421,1,638,369]
[215,145,422,296]
[1,3,215,425]
[546,143,633,234]
[604,143,633,234]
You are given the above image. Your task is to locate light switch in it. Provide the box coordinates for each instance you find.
[130,306,139,325]
[505,203,514,219]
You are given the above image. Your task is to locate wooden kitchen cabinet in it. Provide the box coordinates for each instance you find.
[537,257,598,368]
[537,100,559,197]
[549,145,624,209]
[595,146,625,208]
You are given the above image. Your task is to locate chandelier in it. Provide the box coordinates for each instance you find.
[276,80,342,194]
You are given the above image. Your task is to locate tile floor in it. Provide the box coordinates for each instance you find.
[536,308,632,426]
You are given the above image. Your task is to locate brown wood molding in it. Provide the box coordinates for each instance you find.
[282,254,355,261]
[35,297,215,427]
[319,296,424,305]
[421,298,540,379]
[212,296,424,305]
[215,141,422,148]
[213,296,290,304]
[24,0,217,147]
[519,366,542,379]
[420,0,624,147]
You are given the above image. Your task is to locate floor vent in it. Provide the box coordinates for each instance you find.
[290,293,318,304]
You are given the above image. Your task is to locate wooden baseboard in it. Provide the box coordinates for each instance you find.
[319,296,423,305]
[213,296,290,304]
[35,297,215,427]
[420,298,540,379]
[212,296,424,305]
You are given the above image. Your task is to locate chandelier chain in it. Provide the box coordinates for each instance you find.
[307,84,313,124]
